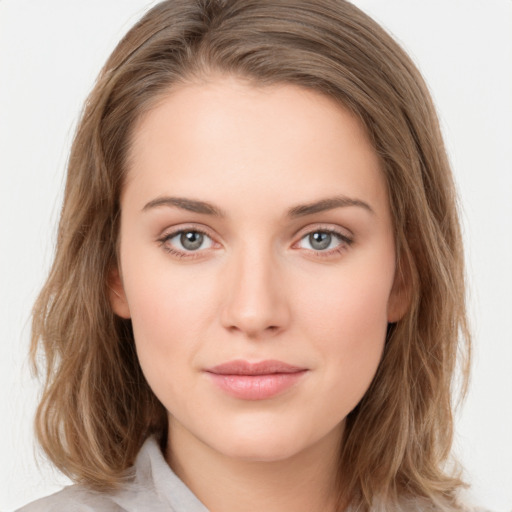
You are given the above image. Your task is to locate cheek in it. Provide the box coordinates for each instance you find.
[298,255,393,341]
[308,286,388,359]
[120,249,218,390]
[294,255,394,401]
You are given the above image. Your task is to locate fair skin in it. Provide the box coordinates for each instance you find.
[110,76,408,512]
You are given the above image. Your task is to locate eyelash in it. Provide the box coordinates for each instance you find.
[158,227,215,260]
[157,226,353,260]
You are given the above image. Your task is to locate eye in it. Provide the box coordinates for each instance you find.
[296,229,352,254]
[160,229,214,254]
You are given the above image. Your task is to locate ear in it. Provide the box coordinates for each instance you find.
[387,256,412,323]
[108,265,131,319]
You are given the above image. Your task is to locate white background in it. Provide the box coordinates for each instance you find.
[1,1,511,510]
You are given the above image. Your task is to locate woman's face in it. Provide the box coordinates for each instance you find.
[111,76,406,463]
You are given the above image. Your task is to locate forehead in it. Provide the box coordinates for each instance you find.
[124,76,389,220]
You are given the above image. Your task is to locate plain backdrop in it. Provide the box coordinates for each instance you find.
[1,1,511,510]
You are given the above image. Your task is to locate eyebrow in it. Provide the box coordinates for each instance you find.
[142,196,226,216]
[286,195,374,217]
[142,194,374,217]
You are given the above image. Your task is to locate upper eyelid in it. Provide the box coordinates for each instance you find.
[293,223,353,241]
[160,224,216,239]
[160,223,351,240]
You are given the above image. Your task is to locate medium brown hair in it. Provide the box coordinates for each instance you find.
[31,1,470,509]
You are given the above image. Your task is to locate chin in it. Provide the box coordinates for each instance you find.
[214,436,307,462]
[205,420,335,463]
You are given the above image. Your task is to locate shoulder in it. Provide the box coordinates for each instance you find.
[15,436,191,512]
[16,484,123,512]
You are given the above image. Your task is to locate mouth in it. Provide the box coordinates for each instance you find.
[207,359,306,376]
[204,359,308,400]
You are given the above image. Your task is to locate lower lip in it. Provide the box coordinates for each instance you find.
[206,371,307,400]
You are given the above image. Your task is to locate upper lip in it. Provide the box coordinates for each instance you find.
[206,360,306,376]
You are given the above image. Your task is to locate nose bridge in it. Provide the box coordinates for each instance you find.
[221,239,289,338]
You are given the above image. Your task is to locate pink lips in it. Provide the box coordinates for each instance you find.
[205,360,307,400]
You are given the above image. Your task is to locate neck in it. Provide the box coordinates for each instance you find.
[166,420,344,512]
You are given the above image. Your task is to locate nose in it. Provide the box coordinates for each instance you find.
[220,245,290,339]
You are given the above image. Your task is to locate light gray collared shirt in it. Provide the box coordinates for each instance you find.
[17,437,209,512]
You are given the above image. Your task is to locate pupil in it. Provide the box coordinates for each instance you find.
[310,232,331,250]
[181,231,203,250]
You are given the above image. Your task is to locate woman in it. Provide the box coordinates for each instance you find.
[19,0,473,510]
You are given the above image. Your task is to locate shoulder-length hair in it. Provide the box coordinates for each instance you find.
[31,1,470,509]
